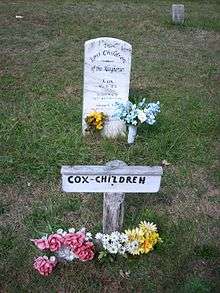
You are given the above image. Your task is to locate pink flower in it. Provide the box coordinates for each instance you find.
[31,238,49,251]
[33,256,57,276]
[74,241,94,261]
[47,234,64,252]
[64,232,85,251]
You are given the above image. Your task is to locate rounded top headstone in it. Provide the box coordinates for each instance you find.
[82,37,132,138]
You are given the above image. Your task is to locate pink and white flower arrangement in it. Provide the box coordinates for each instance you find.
[31,228,94,276]
[31,221,161,277]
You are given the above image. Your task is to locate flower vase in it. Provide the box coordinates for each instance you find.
[127,125,137,144]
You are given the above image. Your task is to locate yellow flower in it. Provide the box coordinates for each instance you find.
[148,231,160,246]
[85,111,106,131]
[139,221,158,233]
[125,225,161,255]
[96,123,103,130]
[139,240,153,254]
[88,111,96,117]
[125,227,144,242]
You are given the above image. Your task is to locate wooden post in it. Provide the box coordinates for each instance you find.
[103,160,127,234]
[172,4,185,25]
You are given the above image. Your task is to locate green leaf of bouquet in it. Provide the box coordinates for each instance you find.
[109,255,114,262]
[98,251,107,260]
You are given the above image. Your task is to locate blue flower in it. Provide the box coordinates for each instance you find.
[114,100,160,125]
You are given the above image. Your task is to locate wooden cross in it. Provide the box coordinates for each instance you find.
[61,160,163,234]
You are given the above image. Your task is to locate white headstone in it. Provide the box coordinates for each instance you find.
[172,4,185,24]
[82,37,132,138]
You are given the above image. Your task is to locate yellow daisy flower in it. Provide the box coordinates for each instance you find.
[139,221,158,233]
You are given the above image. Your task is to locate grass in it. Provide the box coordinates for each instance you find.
[0,0,220,292]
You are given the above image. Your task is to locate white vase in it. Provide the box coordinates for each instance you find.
[127,125,137,144]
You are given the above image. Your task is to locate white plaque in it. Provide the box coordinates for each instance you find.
[82,37,132,138]
[61,165,163,193]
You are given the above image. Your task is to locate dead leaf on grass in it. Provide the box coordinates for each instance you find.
[161,159,170,166]
[119,269,130,278]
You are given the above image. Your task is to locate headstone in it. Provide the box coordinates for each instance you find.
[61,161,163,233]
[82,37,132,138]
[172,4,185,24]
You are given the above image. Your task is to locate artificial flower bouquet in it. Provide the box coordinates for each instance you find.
[31,228,94,276]
[96,221,161,259]
[115,99,160,144]
[31,221,161,277]
[115,99,160,126]
[85,111,107,131]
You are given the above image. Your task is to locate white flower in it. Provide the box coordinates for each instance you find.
[103,243,108,250]
[114,241,122,249]
[57,229,63,234]
[110,232,120,242]
[137,110,147,123]
[49,256,56,263]
[85,232,92,240]
[95,233,103,240]
[131,104,137,110]
[120,233,128,243]
[67,252,75,261]
[132,120,137,125]
[102,234,110,243]
[57,246,76,261]
[80,227,86,233]
[132,241,139,249]
[126,241,139,253]
[56,229,67,236]
[41,235,48,240]
[112,231,121,237]
[68,228,75,233]
[108,245,118,254]
[118,246,126,255]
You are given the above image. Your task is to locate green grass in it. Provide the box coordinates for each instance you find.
[24,196,81,236]
[179,277,213,293]
[0,0,219,292]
